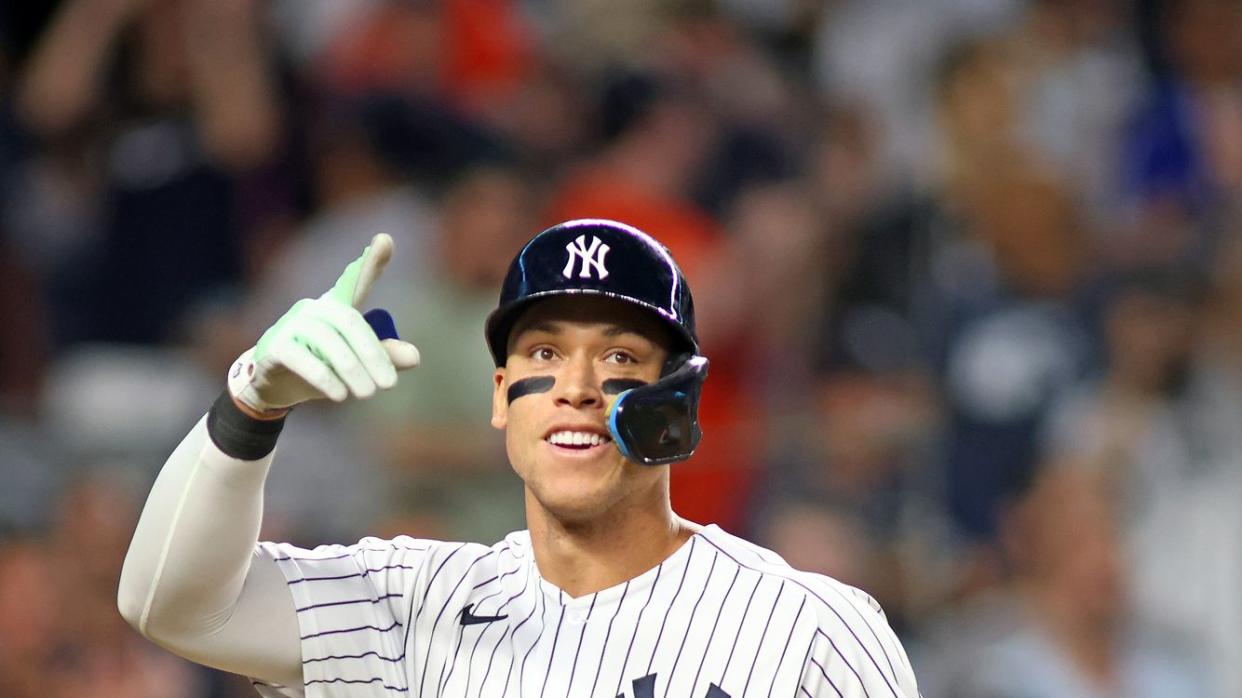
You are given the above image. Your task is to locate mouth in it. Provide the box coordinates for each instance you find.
[543,426,613,454]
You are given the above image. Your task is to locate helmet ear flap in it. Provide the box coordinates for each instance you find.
[607,354,709,465]
[660,351,688,378]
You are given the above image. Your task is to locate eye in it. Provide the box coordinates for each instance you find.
[605,350,637,365]
[529,346,558,362]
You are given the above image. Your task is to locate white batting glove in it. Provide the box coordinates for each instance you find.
[227,233,421,414]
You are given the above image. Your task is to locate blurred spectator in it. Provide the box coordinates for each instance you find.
[486,63,591,173]
[927,37,1098,545]
[0,213,47,412]
[0,481,210,698]
[356,163,539,543]
[643,5,806,217]
[1127,234,1242,698]
[311,0,534,115]
[239,94,441,339]
[539,0,678,73]
[756,368,941,626]
[48,473,210,697]
[813,0,1024,186]
[546,69,721,280]
[228,90,511,362]
[807,103,889,229]
[1125,0,1242,206]
[936,164,1093,542]
[942,467,1204,697]
[52,473,145,647]
[13,0,283,346]
[676,180,835,532]
[1119,0,1242,267]
[2,0,1241,693]
[0,416,60,531]
[1042,267,1204,518]
[439,0,535,114]
[1131,455,1242,698]
[1006,0,1144,219]
[699,181,833,375]
[39,344,219,464]
[1182,232,1242,465]
[820,36,1096,546]
[0,533,62,698]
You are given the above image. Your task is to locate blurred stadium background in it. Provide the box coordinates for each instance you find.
[0,0,1239,695]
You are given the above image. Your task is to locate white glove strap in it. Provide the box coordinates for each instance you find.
[227,347,272,414]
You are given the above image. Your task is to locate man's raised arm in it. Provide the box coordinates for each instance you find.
[117,234,420,687]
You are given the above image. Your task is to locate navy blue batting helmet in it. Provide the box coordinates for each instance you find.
[484,219,698,366]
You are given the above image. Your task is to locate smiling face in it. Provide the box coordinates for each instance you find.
[492,296,673,524]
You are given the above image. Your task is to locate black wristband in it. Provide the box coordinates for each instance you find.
[206,390,287,460]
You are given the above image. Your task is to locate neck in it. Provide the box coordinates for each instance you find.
[525,482,698,598]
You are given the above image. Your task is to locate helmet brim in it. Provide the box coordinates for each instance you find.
[485,289,699,367]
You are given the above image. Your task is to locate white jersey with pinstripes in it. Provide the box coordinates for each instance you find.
[249,524,918,698]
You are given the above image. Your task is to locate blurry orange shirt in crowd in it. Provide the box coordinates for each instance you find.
[677,355,763,534]
[320,0,533,106]
[547,167,761,533]
[443,0,534,110]
[546,165,717,279]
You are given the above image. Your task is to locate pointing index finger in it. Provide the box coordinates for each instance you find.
[324,233,394,308]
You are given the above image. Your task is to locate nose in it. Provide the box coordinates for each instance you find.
[554,353,602,409]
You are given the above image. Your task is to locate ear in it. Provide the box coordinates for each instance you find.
[491,367,508,429]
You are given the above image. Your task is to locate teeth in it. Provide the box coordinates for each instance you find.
[548,430,609,446]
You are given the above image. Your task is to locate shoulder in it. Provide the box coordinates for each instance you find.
[259,533,532,612]
[258,534,513,580]
[696,526,919,693]
[355,533,528,573]
[695,525,887,624]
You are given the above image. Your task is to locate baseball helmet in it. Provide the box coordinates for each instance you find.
[485,219,698,365]
[484,219,707,465]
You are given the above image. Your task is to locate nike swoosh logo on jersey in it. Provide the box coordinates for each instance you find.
[460,604,508,626]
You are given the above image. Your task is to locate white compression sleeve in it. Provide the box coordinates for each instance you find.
[118,414,302,687]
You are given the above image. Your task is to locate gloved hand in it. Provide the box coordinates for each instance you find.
[227,233,420,415]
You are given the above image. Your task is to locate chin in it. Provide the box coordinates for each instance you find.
[530,479,622,525]
[517,444,659,525]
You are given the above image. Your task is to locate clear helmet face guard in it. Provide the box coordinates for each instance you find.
[607,354,709,466]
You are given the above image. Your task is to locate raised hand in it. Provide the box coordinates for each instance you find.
[228,234,420,416]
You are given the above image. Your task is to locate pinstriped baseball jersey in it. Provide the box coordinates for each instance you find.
[249,525,918,697]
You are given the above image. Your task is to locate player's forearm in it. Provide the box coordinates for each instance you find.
[118,394,274,630]
[118,393,303,685]
[117,392,282,630]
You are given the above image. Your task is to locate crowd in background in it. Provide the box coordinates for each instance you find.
[0,0,1240,696]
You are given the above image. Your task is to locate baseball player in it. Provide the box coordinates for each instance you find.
[118,220,919,697]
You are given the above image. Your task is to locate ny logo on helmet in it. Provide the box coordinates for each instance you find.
[563,234,610,280]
